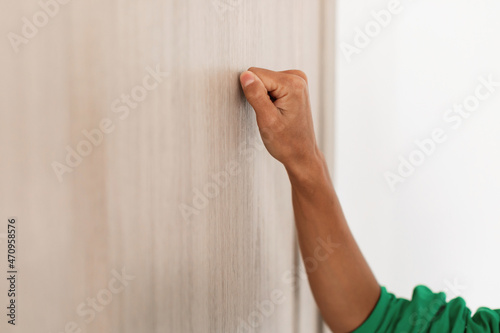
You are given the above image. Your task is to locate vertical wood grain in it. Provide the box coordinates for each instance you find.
[0,0,334,332]
[320,1,337,332]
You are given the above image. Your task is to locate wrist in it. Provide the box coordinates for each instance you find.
[284,146,330,191]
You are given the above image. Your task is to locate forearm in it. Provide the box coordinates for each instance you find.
[286,148,380,333]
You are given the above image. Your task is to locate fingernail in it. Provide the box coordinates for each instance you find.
[241,71,255,87]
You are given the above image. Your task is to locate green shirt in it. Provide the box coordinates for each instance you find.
[354,285,500,333]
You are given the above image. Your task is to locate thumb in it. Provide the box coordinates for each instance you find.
[240,71,279,126]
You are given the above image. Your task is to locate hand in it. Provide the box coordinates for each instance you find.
[239,68,322,175]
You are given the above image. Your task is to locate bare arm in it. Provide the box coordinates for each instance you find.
[240,68,380,333]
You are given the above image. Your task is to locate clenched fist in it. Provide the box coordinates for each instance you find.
[239,68,322,177]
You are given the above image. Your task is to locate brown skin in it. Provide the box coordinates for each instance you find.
[240,68,380,333]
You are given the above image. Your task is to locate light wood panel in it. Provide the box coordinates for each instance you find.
[320,1,337,332]
[0,0,333,332]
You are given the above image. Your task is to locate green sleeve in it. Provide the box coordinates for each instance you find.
[353,285,500,333]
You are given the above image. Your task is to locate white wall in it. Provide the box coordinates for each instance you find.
[335,0,500,312]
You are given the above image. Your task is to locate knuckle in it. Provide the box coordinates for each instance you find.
[244,87,261,101]
[284,69,308,83]
[259,127,274,142]
[267,116,285,132]
[266,115,279,128]
[245,88,257,99]
[295,70,308,83]
[288,76,308,93]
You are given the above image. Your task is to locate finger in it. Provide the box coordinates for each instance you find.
[240,71,279,126]
[247,67,294,99]
[280,70,308,84]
